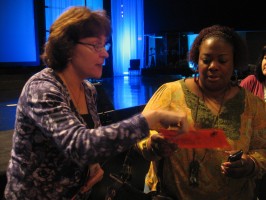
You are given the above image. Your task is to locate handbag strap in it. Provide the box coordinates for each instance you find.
[105,145,166,200]
[105,148,133,200]
[120,146,134,181]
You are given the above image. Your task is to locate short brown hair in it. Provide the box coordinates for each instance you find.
[41,6,111,71]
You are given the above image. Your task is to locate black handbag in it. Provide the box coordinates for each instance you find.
[104,146,174,200]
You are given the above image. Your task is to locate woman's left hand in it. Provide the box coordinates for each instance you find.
[221,153,255,178]
[149,133,178,157]
[80,163,104,193]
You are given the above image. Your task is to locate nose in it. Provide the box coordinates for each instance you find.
[209,60,219,71]
[100,49,109,58]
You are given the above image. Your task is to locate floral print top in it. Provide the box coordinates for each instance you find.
[4,68,149,199]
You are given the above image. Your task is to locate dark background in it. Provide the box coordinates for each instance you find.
[144,0,265,34]
[1,0,266,73]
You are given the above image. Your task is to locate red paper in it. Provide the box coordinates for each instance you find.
[159,128,231,149]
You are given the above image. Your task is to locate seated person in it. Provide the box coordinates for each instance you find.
[240,45,266,101]
[4,6,188,200]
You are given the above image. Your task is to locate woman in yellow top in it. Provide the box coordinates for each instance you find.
[137,25,266,200]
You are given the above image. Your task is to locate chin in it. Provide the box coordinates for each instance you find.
[94,73,103,79]
[86,70,102,79]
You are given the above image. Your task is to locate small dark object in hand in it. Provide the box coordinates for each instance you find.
[227,150,243,162]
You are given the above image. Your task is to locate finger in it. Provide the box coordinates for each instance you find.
[240,159,244,167]
[221,165,227,175]
[179,118,189,133]
[152,133,165,140]
[159,111,188,130]
[221,162,247,178]
[81,168,104,193]
[227,159,244,168]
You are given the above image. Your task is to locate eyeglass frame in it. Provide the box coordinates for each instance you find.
[76,41,111,52]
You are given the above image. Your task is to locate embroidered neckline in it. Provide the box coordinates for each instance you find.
[179,79,244,140]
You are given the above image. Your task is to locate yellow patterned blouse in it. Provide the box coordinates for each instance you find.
[138,79,266,200]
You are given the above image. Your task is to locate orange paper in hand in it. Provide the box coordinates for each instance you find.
[159,128,231,149]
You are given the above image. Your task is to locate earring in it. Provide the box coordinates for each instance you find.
[194,68,199,83]
[231,69,238,86]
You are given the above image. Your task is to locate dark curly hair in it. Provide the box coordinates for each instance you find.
[189,25,248,72]
[41,6,111,71]
[255,45,266,82]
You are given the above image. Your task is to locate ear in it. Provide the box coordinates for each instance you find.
[231,69,239,86]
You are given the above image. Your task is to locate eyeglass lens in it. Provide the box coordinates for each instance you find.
[105,43,111,51]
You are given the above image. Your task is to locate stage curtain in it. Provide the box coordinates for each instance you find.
[111,0,144,76]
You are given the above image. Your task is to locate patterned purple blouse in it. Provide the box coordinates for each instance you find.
[4,68,149,199]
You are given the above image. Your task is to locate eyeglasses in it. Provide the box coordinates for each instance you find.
[76,41,111,52]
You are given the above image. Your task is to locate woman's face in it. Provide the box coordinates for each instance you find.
[198,37,234,92]
[261,54,266,76]
[69,35,109,79]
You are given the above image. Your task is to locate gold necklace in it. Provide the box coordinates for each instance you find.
[60,74,83,112]
[70,84,83,112]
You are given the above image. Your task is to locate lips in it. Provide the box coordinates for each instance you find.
[96,63,103,67]
[207,75,219,81]
[98,61,104,66]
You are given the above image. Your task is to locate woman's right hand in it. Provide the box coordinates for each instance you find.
[142,110,188,133]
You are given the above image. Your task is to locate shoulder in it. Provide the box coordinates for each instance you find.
[241,87,264,105]
[160,79,183,90]
[151,80,183,97]
[18,68,69,108]
[240,75,257,85]
[23,68,63,94]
